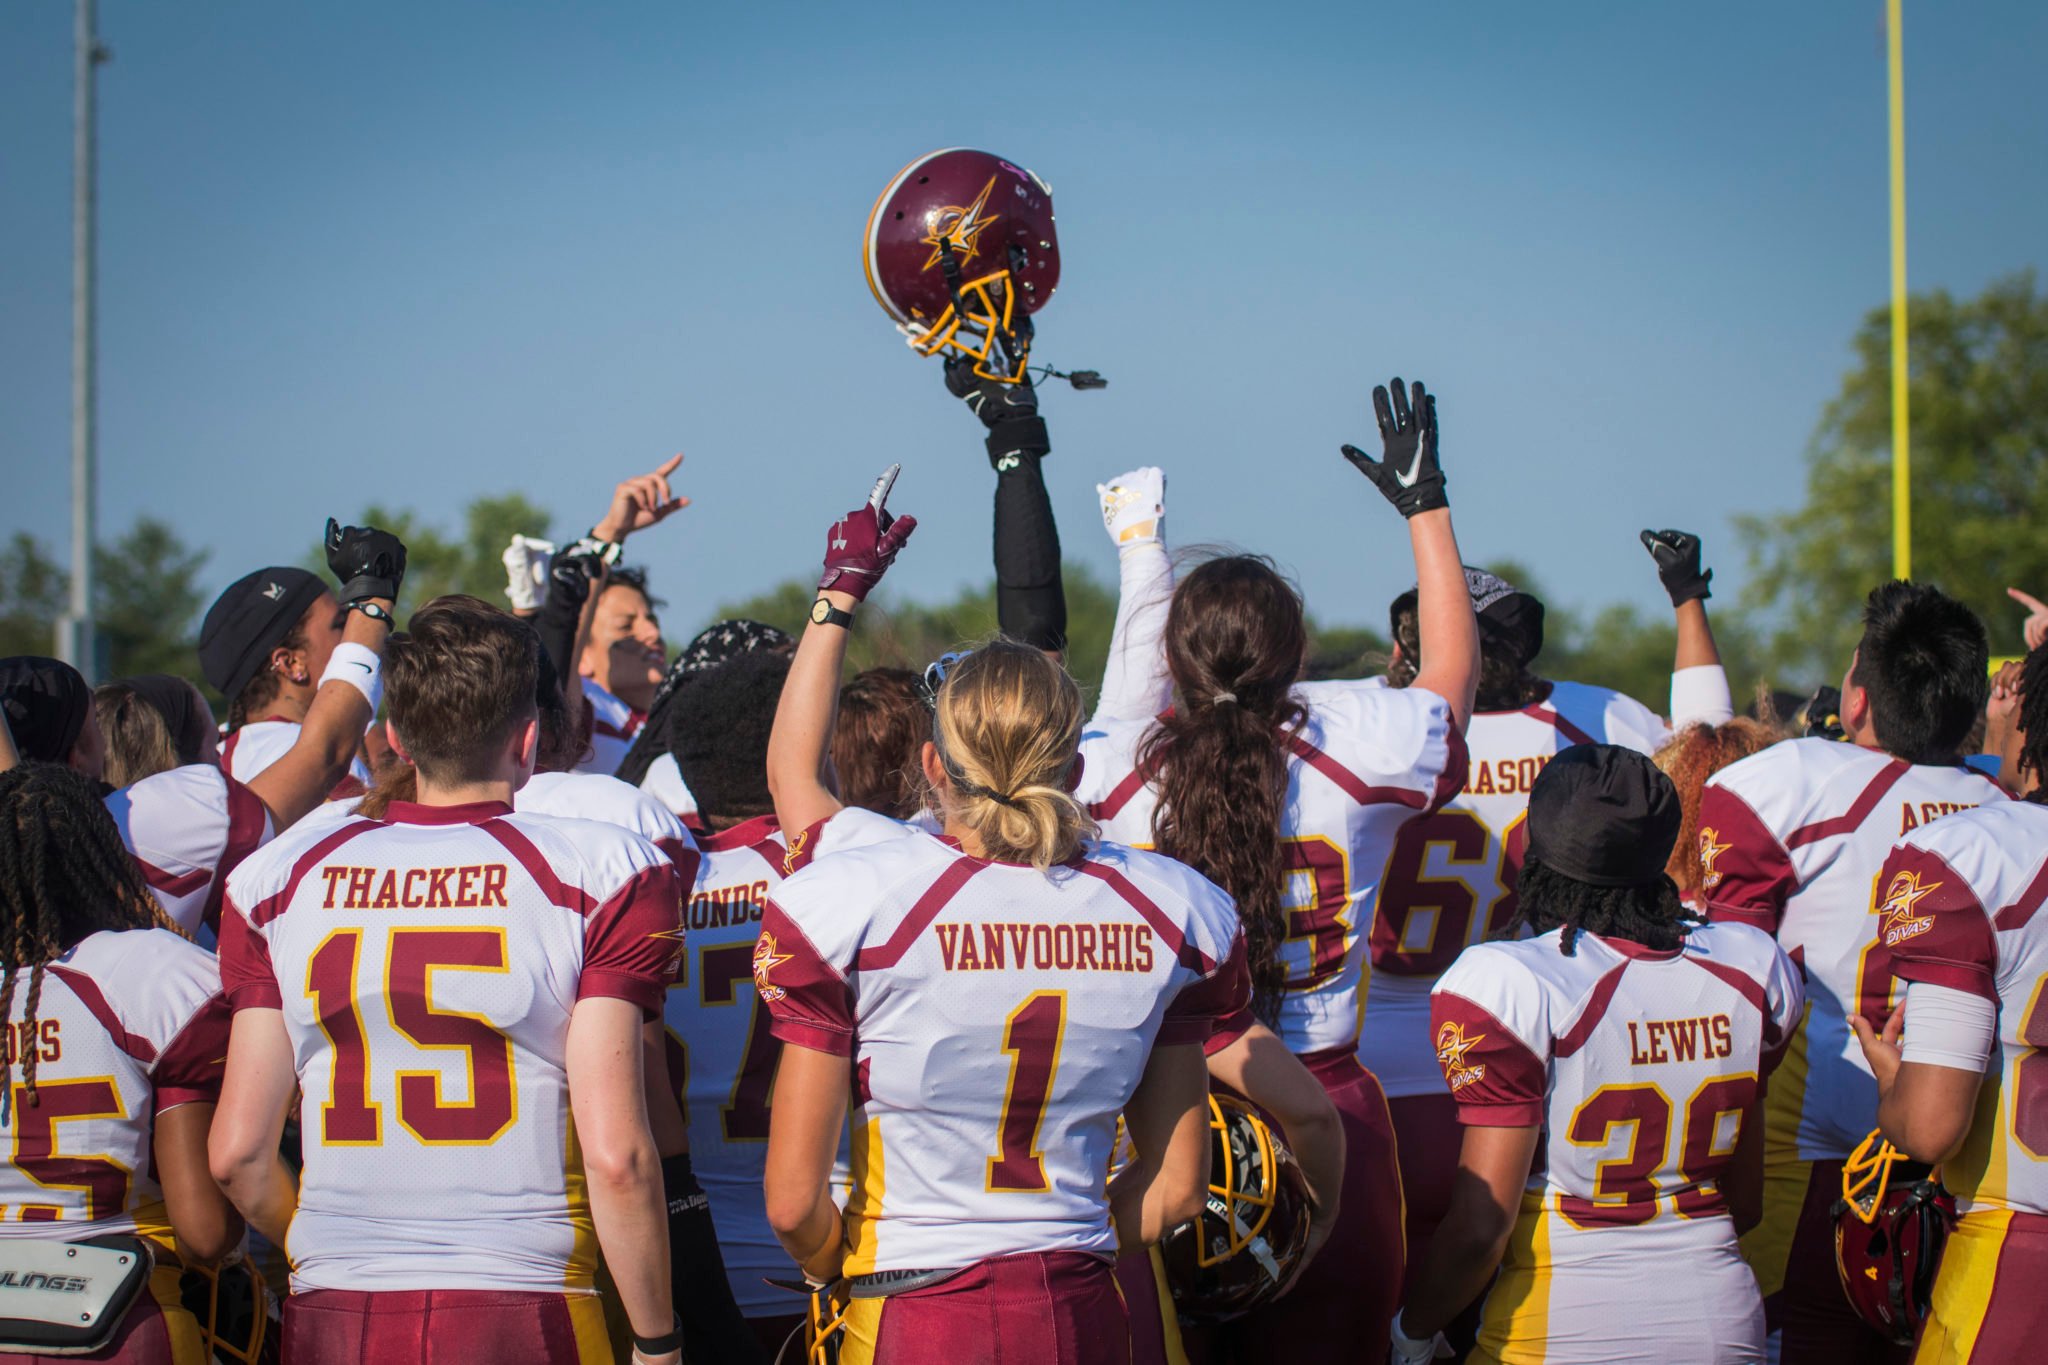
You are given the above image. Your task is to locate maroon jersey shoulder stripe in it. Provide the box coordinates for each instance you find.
[245,820,381,927]
[47,965,158,1064]
[1089,765,1152,822]
[202,775,270,935]
[478,819,598,915]
[1074,861,1215,973]
[1995,850,2048,932]
[1283,733,1427,809]
[1519,702,1598,749]
[135,860,209,899]
[853,857,989,972]
[1552,960,1631,1058]
[1784,759,1909,849]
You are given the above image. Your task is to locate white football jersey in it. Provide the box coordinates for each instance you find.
[105,764,274,937]
[759,810,1247,1275]
[661,811,908,1317]
[218,798,685,1295]
[577,681,643,778]
[1877,800,2048,1218]
[1358,680,1669,1098]
[517,769,696,867]
[1433,922,1802,1363]
[220,717,372,796]
[638,752,700,822]
[1079,679,1463,1056]
[1698,738,2007,1162]
[0,930,228,1248]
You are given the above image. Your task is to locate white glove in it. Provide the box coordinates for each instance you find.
[1097,466,1165,551]
[502,534,556,612]
[1388,1310,1451,1365]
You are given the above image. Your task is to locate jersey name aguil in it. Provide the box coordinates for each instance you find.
[1699,738,2006,1162]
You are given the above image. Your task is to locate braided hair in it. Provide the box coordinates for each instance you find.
[0,764,184,1106]
[2018,645,2048,803]
[1504,856,1701,957]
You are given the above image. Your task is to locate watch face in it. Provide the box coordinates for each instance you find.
[811,599,831,624]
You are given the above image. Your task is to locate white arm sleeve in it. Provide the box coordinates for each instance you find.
[1669,664,1735,728]
[1092,540,1175,724]
[1899,980,1998,1074]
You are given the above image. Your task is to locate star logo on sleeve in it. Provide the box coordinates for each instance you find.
[1876,869,1942,948]
[1436,1020,1488,1093]
[647,925,688,980]
[752,931,791,1004]
[1698,827,1731,892]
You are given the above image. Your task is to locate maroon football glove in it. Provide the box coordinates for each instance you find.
[817,465,917,602]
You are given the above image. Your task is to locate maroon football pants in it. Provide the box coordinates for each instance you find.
[283,1287,607,1365]
[842,1251,1128,1365]
[1774,1159,1913,1365]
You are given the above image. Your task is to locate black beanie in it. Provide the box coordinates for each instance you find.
[198,568,325,701]
[0,656,94,764]
[1525,744,1682,888]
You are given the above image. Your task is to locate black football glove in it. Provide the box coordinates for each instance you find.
[1342,377,1447,517]
[324,519,407,605]
[944,353,1050,471]
[546,540,611,611]
[1640,529,1713,606]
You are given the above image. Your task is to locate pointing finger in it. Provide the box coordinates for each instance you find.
[655,453,684,479]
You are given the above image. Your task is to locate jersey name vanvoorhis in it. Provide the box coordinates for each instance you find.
[758,809,1246,1275]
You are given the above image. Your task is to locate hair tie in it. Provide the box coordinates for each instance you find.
[1211,691,1239,705]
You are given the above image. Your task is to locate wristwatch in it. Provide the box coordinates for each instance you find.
[810,598,855,629]
[631,1314,684,1358]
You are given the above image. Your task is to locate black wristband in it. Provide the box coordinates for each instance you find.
[985,415,1050,469]
[343,600,394,625]
[632,1314,684,1356]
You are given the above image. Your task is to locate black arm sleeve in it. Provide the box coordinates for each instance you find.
[993,448,1067,655]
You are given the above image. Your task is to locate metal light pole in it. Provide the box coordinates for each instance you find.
[1887,0,1910,582]
[58,0,108,676]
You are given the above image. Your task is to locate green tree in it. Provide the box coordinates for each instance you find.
[0,520,212,682]
[1738,271,2048,677]
[316,494,553,618]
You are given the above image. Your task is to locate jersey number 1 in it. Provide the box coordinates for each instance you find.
[988,992,1068,1193]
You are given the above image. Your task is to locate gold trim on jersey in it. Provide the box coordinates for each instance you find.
[839,1295,886,1365]
[1738,1158,1811,1300]
[1913,1207,2014,1365]
[1475,1189,1553,1364]
[842,1116,887,1277]
[1942,1038,2010,1211]
[563,1116,597,1293]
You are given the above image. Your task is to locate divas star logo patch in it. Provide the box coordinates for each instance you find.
[1698,827,1731,891]
[1876,869,1942,947]
[1436,1020,1488,1093]
[752,931,792,1004]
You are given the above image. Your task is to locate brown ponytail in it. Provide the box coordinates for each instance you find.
[929,641,1094,872]
[1139,556,1307,1026]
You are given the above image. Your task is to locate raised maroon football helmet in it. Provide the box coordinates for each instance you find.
[863,149,1060,384]
[1832,1130,1957,1345]
[1157,1093,1316,1325]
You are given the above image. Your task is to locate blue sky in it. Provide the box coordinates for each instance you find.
[3,2,2043,640]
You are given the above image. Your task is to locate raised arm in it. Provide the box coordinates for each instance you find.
[945,357,1066,657]
[1092,467,1176,724]
[244,520,405,830]
[1641,529,1734,727]
[1343,378,1479,729]
[766,468,917,835]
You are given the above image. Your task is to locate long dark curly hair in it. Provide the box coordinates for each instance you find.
[1139,557,1308,1026]
[0,764,184,1105]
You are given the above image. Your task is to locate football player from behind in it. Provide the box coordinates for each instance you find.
[1398,745,1803,1365]
[1699,582,2006,1363]
[0,765,239,1363]
[209,596,686,1365]
[757,471,1245,1363]
[1080,376,1481,1359]
[1366,531,1734,1297]
[1850,642,2048,1362]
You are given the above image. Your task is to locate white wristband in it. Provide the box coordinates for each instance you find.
[320,642,383,713]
